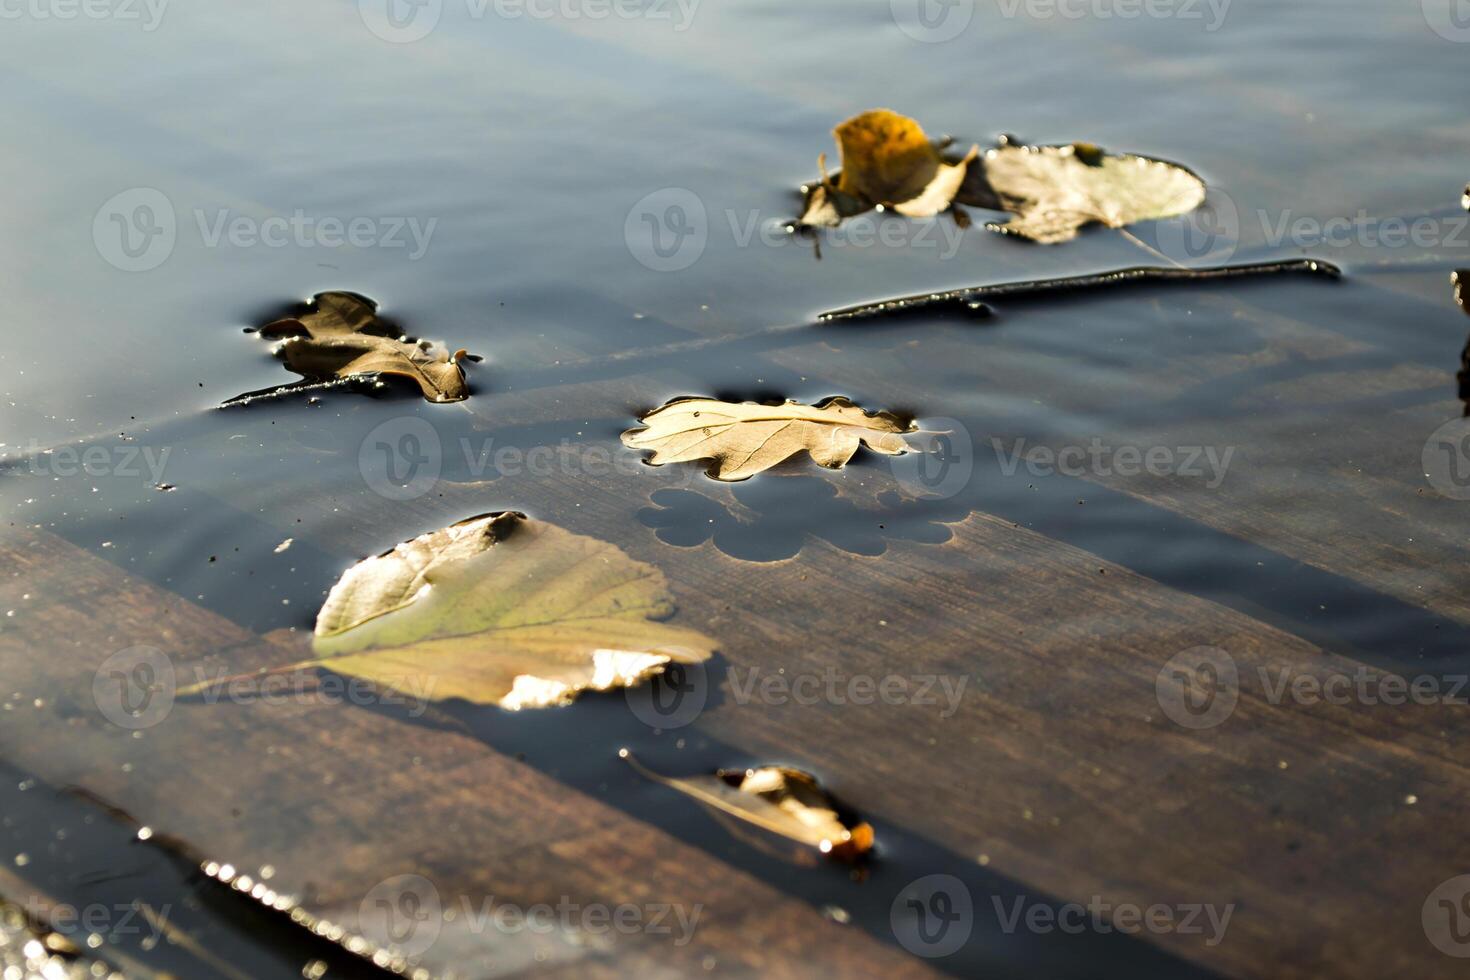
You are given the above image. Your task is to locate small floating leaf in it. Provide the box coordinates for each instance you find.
[977,142,1206,244]
[180,512,715,709]
[799,109,979,228]
[252,291,470,403]
[622,751,874,862]
[621,396,916,481]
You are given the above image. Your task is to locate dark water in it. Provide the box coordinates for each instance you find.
[2,0,1469,977]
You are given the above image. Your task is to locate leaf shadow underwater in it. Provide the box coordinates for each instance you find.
[638,474,971,562]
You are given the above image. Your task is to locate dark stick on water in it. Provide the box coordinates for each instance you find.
[816,258,1342,323]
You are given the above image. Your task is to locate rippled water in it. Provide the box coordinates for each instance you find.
[2,1,1469,977]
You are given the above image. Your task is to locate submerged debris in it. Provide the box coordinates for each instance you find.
[818,259,1342,322]
[621,750,874,862]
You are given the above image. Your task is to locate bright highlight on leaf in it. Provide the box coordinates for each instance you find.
[799,109,979,228]
[621,396,917,482]
[621,751,874,862]
[180,512,715,710]
[978,141,1207,244]
[253,291,471,403]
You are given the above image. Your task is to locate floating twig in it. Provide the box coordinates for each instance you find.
[817,258,1341,323]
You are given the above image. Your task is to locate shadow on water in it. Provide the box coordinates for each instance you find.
[638,473,970,561]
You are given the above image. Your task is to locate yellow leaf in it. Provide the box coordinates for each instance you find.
[621,396,916,481]
[622,751,874,862]
[799,109,979,227]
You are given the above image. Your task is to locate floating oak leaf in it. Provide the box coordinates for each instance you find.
[798,109,979,228]
[975,141,1206,244]
[621,751,874,862]
[621,396,916,482]
[180,512,715,710]
[252,291,470,403]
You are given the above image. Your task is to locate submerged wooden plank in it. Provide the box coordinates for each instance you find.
[7,438,1470,978]
[0,526,935,980]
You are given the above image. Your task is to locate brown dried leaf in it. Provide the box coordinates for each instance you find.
[621,396,916,482]
[257,291,470,403]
